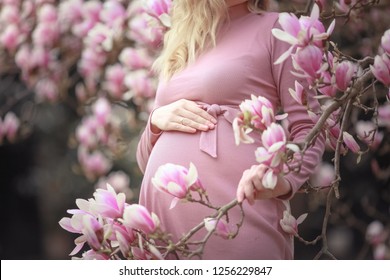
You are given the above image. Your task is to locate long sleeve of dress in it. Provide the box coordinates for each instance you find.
[270,20,326,197]
[136,110,162,174]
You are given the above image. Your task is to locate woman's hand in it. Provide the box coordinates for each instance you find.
[236,165,292,205]
[150,99,217,134]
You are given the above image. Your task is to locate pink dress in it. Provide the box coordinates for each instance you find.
[136,10,325,260]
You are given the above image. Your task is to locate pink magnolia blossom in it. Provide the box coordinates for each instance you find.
[238,94,275,131]
[34,78,59,103]
[261,123,287,153]
[119,47,153,70]
[78,148,112,179]
[272,4,335,64]
[82,215,104,251]
[370,53,390,87]
[318,71,338,97]
[334,61,357,91]
[373,244,389,260]
[95,171,133,201]
[381,29,390,55]
[100,0,127,28]
[262,168,279,189]
[204,218,233,239]
[79,47,106,77]
[0,5,20,24]
[289,80,306,105]
[76,124,97,149]
[58,0,84,29]
[38,4,58,23]
[32,23,60,47]
[151,162,201,208]
[366,220,388,246]
[104,64,127,99]
[113,224,135,257]
[355,121,383,149]
[292,45,324,80]
[232,117,255,145]
[1,111,20,143]
[144,0,172,18]
[92,97,112,125]
[342,131,360,153]
[85,23,114,51]
[378,103,390,129]
[122,204,159,234]
[279,210,308,236]
[0,24,23,51]
[124,70,156,98]
[144,0,172,27]
[83,0,103,23]
[90,184,126,219]
[128,13,165,49]
[309,162,335,187]
[76,250,109,260]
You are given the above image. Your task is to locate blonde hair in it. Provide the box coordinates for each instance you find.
[153,0,269,80]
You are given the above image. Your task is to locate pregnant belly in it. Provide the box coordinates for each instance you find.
[145,117,262,182]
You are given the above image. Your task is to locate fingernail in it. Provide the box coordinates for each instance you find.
[208,122,215,129]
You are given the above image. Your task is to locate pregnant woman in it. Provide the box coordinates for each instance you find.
[137,0,325,259]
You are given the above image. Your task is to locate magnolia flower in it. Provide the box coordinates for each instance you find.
[124,69,156,99]
[119,47,153,70]
[370,53,390,87]
[144,0,172,27]
[95,171,133,200]
[355,120,383,149]
[262,168,279,189]
[342,131,360,153]
[100,0,127,29]
[272,4,335,64]
[280,210,308,236]
[32,23,60,47]
[1,112,20,143]
[334,61,357,91]
[76,250,109,260]
[373,244,389,260]
[289,80,306,105]
[38,4,58,23]
[128,13,165,49]
[34,78,59,103]
[78,148,112,179]
[381,29,390,55]
[122,204,159,234]
[104,64,127,99]
[378,102,390,129]
[204,218,233,239]
[238,94,275,131]
[0,24,23,51]
[82,215,104,251]
[92,97,112,125]
[261,123,287,153]
[366,220,387,246]
[151,162,202,208]
[309,161,336,187]
[292,45,324,80]
[0,5,20,24]
[89,184,126,219]
[318,71,338,97]
[232,117,255,145]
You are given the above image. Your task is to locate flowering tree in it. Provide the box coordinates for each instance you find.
[1,0,389,259]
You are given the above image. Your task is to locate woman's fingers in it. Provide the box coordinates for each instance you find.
[151,99,218,133]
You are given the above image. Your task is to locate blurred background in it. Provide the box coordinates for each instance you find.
[0,0,389,260]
